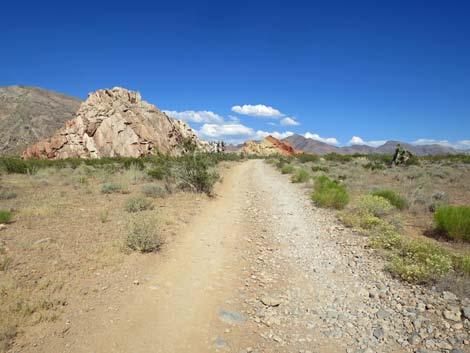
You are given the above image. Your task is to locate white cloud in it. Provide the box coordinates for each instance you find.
[280,117,299,126]
[199,123,254,138]
[231,104,284,118]
[412,138,470,150]
[304,132,339,145]
[163,110,224,124]
[349,136,386,147]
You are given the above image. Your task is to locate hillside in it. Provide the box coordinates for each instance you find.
[0,85,82,156]
[284,134,463,156]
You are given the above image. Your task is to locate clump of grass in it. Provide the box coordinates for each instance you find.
[124,217,162,253]
[371,189,408,210]
[0,210,12,224]
[101,182,122,194]
[0,190,16,200]
[311,176,348,209]
[0,256,12,272]
[281,164,295,174]
[291,169,310,183]
[122,163,145,185]
[141,184,166,198]
[100,209,109,223]
[358,195,394,218]
[434,206,470,242]
[124,196,153,213]
[0,321,17,353]
[387,240,453,283]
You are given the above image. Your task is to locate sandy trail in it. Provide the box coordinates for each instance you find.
[31,160,468,353]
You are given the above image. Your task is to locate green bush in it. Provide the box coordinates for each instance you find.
[173,154,219,194]
[369,232,403,250]
[101,182,122,194]
[363,161,385,171]
[434,206,470,242]
[371,189,408,210]
[296,153,319,163]
[148,164,169,180]
[0,210,12,224]
[281,164,295,174]
[141,184,166,198]
[358,195,394,217]
[124,196,153,213]
[311,176,348,209]
[0,190,17,200]
[124,218,162,253]
[291,169,310,183]
[324,153,352,163]
[387,240,453,283]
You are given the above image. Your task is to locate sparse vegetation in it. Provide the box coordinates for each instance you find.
[124,196,153,213]
[291,169,310,183]
[0,190,16,200]
[141,184,166,198]
[358,195,394,217]
[0,210,12,224]
[434,206,470,242]
[371,189,408,210]
[311,176,349,209]
[281,164,295,174]
[101,182,122,194]
[296,153,319,163]
[124,217,162,253]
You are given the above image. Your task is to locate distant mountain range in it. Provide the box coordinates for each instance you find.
[0,85,82,155]
[284,134,468,156]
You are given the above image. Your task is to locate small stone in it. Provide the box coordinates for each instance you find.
[260,295,282,307]
[133,280,140,285]
[373,328,384,339]
[443,308,461,322]
[376,308,390,319]
[443,291,458,301]
[218,309,247,325]
[408,332,421,345]
[462,307,470,319]
[213,337,229,348]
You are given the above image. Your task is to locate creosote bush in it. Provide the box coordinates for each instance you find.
[358,195,394,218]
[124,196,153,213]
[311,176,348,209]
[101,182,122,194]
[172,154,220,194]
[291,169,310,183]
[296,153,319,163]
[124,218,162,253]
[371,189,408,210]
[0,210,12,224]
[434,206,470,242]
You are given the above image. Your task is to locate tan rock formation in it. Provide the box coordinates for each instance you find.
[240,136,301,156]
[22,87,214,159]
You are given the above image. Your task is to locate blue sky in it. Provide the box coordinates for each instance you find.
[1,1,469,148]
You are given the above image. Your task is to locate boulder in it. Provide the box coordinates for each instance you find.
[240,135,301,156]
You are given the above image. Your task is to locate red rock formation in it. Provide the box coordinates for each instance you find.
[265,136,302,156]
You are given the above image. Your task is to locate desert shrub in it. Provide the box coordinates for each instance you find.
[124,218,162,252]
[122,164,145,184]
[311,176,348,209]
[291,169,310,183]
[369,232,403,250]
[0,210,12,224]
[340,210,395,236]
[358,195,394,217]
[99,209,109,223]
[0,256,11,271]
[0,190,16,200]
[0,322,16,353]
[371,189,408,210]
[453,254,470,276]
[363,161,385,171]
[387,240,453,283]
[101,182,122,194]
[296,153,319,163]
[281,164,295,174]
[434,206,470,242]
[124,196,153,213]
[311,165,329,173]
[366,154,393,164]
[148,165,168,180]
[172,154,219,194]
[141,184,166,198]
[324,153,352,163]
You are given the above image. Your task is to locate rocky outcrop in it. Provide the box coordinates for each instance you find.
[23,87,214,159]
[240,136,301,156]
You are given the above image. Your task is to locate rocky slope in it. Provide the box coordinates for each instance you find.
[285,134,464,156]
[0,85,81,156]
[240,136,301,156]
[23,87,214,159]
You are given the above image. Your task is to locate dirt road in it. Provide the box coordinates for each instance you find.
[32,160,468,353]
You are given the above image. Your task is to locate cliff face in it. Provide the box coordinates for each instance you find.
[23,87,214,159]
